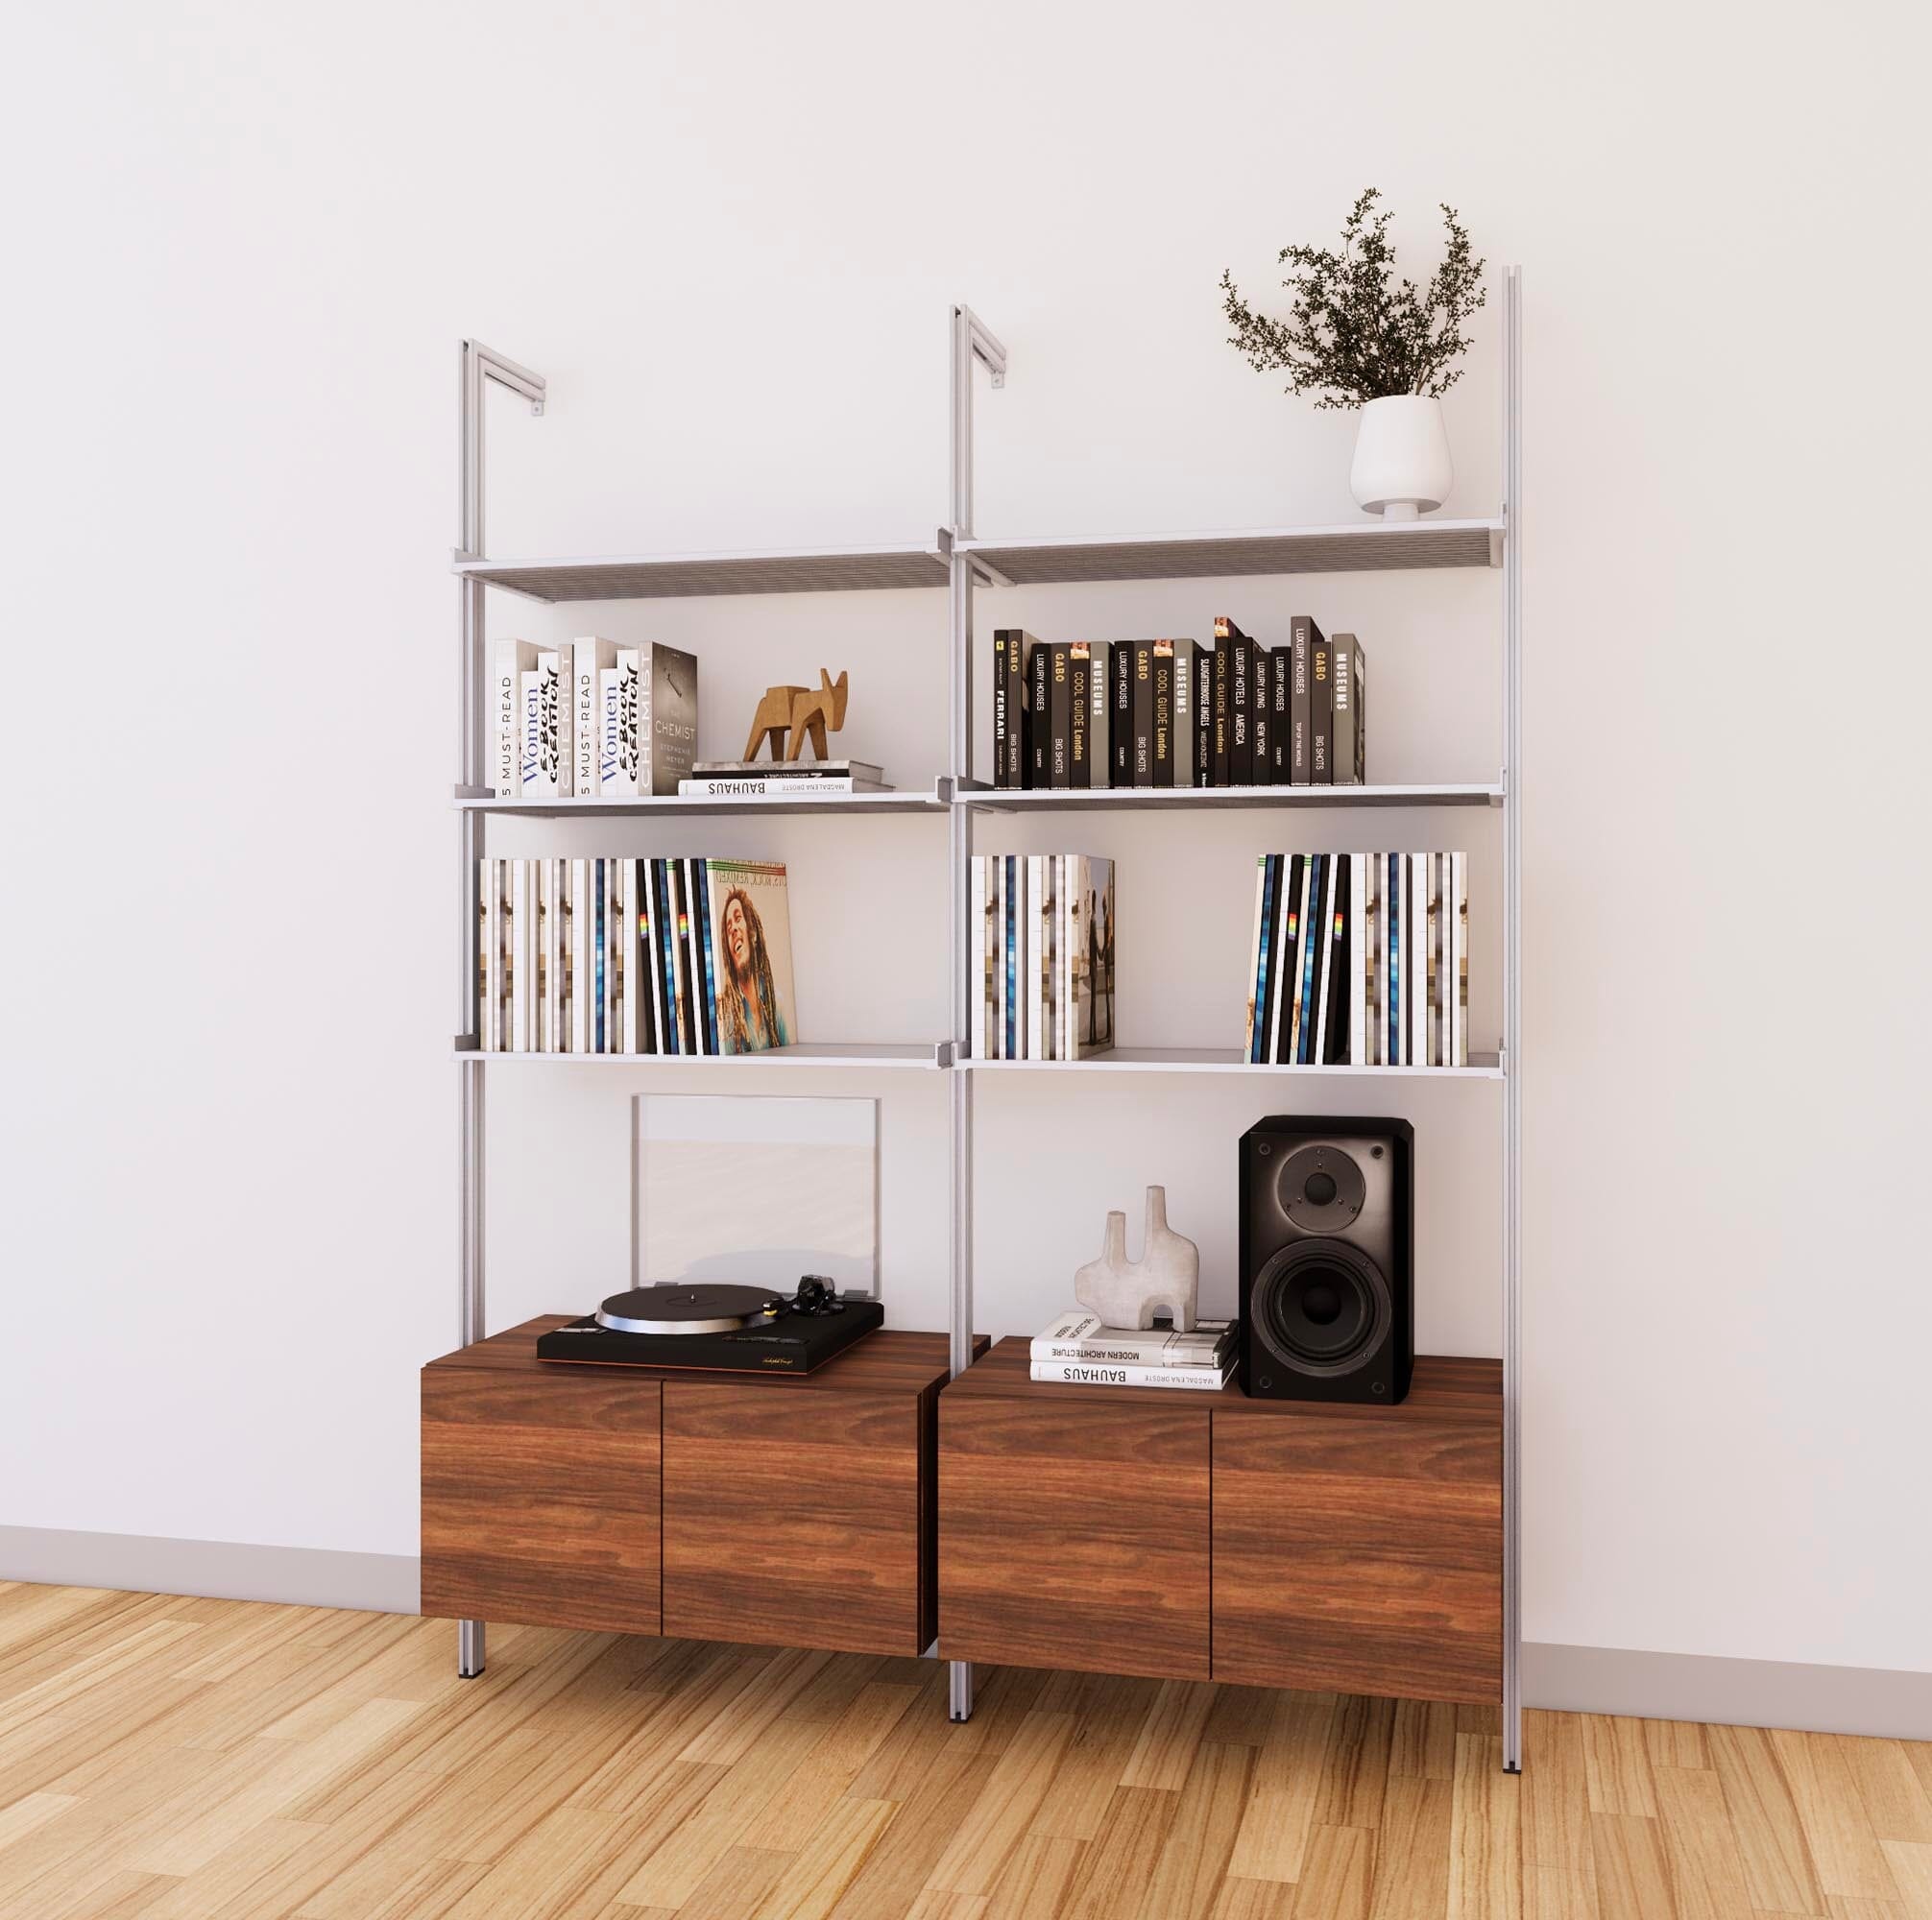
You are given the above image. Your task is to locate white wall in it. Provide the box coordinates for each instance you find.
[4,0,1928,1686]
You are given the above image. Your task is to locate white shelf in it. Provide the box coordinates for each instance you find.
[964,1047,1503,1078]
[455,1042,944,1068]
[964,781,1503,813]
[455,542,949,602]
[959,517,1504,586]
[457,787,947,820]
[453,516,1506,603]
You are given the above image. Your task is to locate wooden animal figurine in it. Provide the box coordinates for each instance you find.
[1074,1186,1200,1332]
[743,683,809,763]
[785,669,849,762]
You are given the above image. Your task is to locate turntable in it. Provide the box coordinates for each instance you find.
[534,1275,883,1375]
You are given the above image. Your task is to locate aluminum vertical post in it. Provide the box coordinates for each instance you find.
[946,305,1004,1724]
[1501,269,1524,1771]
[455,340,543,1680]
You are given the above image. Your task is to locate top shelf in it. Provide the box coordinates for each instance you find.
[456,517,1506,604]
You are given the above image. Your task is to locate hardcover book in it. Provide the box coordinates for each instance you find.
[1068,643,1093,788]
[1289,615,1322,784]
[694,757,883,780]
[1085,641,1111,789]
[1029,1359,1233,1390]
[1150,639,1174,787]
[1222,618,1251,784]
[571,639,616,796]
[1030,640,1052,788]
[1130,642,1153,785]
[530,651,571,802]
[494,640,538,798]
[705,860,795,1053]
[1310,631,1333,783]
[1250,644,1272,785]
[993,630,1031,789]
[1171,640,1195,788]
[1030,1312,1235,1366]
[1211,637,1230,786]
[1049,645,1072,787]
[1270,648,1291,782]
[1066,854,1115,1058]
[1331,635,1364,784]
[1112,642,1132,785]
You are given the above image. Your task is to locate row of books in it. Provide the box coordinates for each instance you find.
[972,855,1116,1061]
[1029,1312,1237,1390]
[992,616,1366,790]
[1244,852,1469,1068]
[494,639,698,800]
[476,856,797,1055]
[676,758,892,800]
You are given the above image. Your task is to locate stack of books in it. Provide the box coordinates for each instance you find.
[495,638,698,800]
[1029,1312,1237,1390]
[477,856,796,1057]
[971,854,1115,1061]
[991,616,1365,790]
[1244,852,1468,1068]
[678,758,890,799]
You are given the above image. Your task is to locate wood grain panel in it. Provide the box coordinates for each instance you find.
[420,1368,661,1634]
[661,1384,927,1655]
[1212,1409,1501,1704]
[937,1395,1211,1681]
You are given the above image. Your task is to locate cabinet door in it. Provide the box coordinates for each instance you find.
[1213,1412,1501,1703]
[421,1368,662,1635]
[661,1384,927,1655]
[939,1397,1211,1681]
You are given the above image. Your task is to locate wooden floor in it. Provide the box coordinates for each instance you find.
[0,1585,1927,1919]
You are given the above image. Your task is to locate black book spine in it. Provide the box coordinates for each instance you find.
[1112,641,1132,784]
[1270,647,1291,782]
[992,630,1010,788]
[1049,643,1072,787]
[1250,646,1271,785]
[1130,641,1153,785]
[1068,645,1091,788]
[1272,852,1304,1062]
[1211,641,1230,786]
[1310,631,1333,783]
[1324,852,1351,1062]
[1171,640,1194,788]
[1290,616,1316,784]
[1195,647,1213,785]
[1229,631,1250,784]
[1029,638,1051,789]
[1151,640,1174,787]
[1331,634,1362,785]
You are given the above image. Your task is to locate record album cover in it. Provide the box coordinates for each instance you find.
[703,859,796,1053]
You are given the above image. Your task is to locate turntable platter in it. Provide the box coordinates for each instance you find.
[593,1283,785,1335]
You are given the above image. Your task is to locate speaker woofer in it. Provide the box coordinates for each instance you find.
[1250,1238,1391,1378]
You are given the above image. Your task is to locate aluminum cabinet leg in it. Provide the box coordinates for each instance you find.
[949,1659,974,1722]
[458,1619,486,1679]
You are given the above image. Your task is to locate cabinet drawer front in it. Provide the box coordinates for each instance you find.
[1212,1413,1500,1703]
[939,1397,1211,1681]
[661,1385,924,1655]
[421,1369,662,1635]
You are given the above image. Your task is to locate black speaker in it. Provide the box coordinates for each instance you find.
[1240,1116,1413,1404]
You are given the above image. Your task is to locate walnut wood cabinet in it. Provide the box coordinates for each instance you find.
[938,1339,1503,1706]
[423,1318,978,1656]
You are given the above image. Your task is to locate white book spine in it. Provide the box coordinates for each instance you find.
[1452,850,1468,1067]
[1055,855,1070,1063]
[1411,852,1427,1068]
[606,858,623,1051]
[568,859,591,1052]
[508,860,528,1050]
[494,640,536,797]
[535,650,569,802]
[1431,852,1445,1068]
[572,639,613,796]
[606,648,644,796]
[556,858,573,1051]
[480,859,499,1051]
[1029,1360,1232,1391]
[1039,854,1056,1061]
[1350,854,1367,1067]
[675,777,883,798]
[1023,856,1040,1062]
[597,667,628,795]
[535,859,553,1051]
[517,670,542,796]
[994,857,1008,1060]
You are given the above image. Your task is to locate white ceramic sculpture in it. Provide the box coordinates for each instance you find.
[1074,1186,1200,1332]
[1350,393,1454,520]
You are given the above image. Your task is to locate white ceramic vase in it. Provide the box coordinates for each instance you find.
[1073,1186,1200,1332]
[1349,395,1453,521]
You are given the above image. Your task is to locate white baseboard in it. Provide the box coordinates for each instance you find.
[3,1529,1924,1740]
[0,1525,418,1616]
[1525,1641,1932,1740]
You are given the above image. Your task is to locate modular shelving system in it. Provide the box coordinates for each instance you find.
[451,276,1524,1767]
